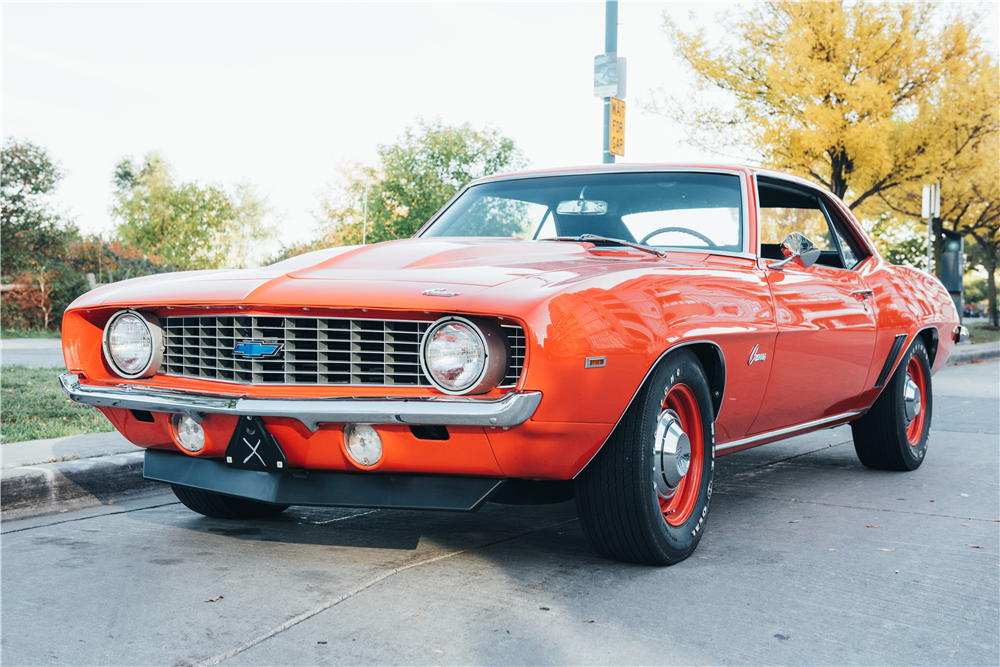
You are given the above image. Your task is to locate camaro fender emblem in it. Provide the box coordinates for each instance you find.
[232,340,284,359]
[422,288,462,297]
[748,344,767,366]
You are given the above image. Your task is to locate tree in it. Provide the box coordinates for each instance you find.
[1,138,87,330]
[112,153,237,271]
[651,2,996,213]
[965,225,1000,328]
[300,119,527,253]
[216,183,280,269]
[2,138,76,274]
[879,128,999,327]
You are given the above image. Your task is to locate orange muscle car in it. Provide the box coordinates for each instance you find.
[60,164,966,565]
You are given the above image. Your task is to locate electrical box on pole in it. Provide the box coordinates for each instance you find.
[939,228,964,321]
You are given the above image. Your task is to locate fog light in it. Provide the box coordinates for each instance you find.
[344,424,382,467]
[171,414,205,452]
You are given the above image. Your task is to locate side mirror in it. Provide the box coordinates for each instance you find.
[769,232,821,270]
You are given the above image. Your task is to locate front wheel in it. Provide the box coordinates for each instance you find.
[575,349,715,565]
[171,484,289,520]
[851,337,932,471]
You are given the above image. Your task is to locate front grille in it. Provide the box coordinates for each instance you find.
[159,315,525,388]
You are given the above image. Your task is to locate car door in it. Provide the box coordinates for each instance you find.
[748,177,877,434]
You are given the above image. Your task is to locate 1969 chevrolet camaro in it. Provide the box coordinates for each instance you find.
[60,164,966,565]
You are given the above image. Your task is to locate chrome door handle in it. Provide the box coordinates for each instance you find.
[851,289,874,313]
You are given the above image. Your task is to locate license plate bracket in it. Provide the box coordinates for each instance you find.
[225,416,288,471]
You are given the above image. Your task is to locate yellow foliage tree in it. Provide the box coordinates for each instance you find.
[651,1,997,214]
[881,131,999,326]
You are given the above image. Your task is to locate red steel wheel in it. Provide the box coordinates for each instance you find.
[657,384,705,527]
[575,347,716,565]
[903,354,927,448]
[851,337,932,471]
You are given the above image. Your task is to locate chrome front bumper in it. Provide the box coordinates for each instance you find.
[59,374,542,432]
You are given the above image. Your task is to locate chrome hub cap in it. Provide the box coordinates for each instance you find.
[903,373,922,424]
[653,409,691,497]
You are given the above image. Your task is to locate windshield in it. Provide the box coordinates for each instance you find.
[420,172,745,253]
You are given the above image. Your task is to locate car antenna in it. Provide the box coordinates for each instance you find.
[362,170,370,245]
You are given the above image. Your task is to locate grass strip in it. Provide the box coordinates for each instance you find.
[1,327,61,339]
[967,321,1000,345]
[1,365,114,443]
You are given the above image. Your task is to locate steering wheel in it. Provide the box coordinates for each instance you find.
[640,227,718,248]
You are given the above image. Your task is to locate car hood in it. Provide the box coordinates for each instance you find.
[77,238,674,312]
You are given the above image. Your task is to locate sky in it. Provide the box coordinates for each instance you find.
[3,2,998,253]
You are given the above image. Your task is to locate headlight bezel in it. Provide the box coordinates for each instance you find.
[102,309,163,379]
[419,315,509,396]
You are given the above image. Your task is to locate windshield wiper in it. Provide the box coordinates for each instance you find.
[543,234,664,258]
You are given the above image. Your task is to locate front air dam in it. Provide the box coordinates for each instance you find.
[143,449,506,511]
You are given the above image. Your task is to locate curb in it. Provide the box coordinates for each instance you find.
[1,452,166,520]
[947,341,1000,366]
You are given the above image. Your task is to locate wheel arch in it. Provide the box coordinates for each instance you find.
[572,339,726,479]
[682,342,726,420]
[864,325,939,411]
[917,325,939,367]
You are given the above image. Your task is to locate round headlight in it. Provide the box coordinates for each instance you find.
[420,316,509,395]
[103,310,162,378]
[422,320,487,393]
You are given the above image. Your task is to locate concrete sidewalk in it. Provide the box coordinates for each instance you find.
[1,432,159,519]
[948,340,1000,366]
[2,431,141,469]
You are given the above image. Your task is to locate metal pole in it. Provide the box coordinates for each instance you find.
[602,0,618,164]
[926,205,932,275]
[926,182,940,275]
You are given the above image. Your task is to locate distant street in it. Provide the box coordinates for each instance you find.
[2,361,997,666]
[0,338,64,368]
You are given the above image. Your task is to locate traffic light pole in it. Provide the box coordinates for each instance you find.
[602,1,618,164]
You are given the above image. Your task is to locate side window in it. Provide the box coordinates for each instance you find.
[757,177,865,270]
[829,215,861,269]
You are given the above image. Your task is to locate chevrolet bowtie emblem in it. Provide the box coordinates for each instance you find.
[233,340,283,359]
[422,288,461,297]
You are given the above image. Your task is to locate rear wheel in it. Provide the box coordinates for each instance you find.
[171,485,289,520]
[575,349,715,565]
[851,338,932,471]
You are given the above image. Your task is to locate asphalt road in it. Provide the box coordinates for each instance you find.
[2,362,997,666]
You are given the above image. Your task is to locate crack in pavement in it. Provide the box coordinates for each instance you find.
[737,440,855,470]
[199,517,580,667]
[713,493,999,522]
[1,501,182,534]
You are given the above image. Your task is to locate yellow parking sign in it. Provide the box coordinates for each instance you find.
[610,97,625,157]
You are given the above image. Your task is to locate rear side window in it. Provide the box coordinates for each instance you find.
[757,177,866,270]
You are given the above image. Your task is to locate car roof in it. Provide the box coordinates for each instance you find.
[470,163,749,185]
[470,163,824,195]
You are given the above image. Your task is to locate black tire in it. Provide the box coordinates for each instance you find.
[171,485,289,520]
[575,349,716,565]
[851,338,932,471]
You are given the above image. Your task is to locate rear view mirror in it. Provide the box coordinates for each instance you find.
[557,199,607,215]
[770,232,821,270]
